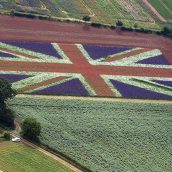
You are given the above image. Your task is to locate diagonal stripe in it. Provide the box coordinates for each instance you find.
[103,48,150,62]
[0,48,38,59]
[17,76,69,92]
[83,74,115,97]
[59,44,116,96]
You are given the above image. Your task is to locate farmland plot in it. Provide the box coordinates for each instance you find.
[148,0,172,21]
[0,141,73,172]
[53,0,159,29]
[0,41,172,100]
[0,0,160,29]
[9,97,172,172]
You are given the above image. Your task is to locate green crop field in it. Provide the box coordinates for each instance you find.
[9,97,172,172]
[148,0,172,20]
[0,0,161,30]
[0,141,72,172]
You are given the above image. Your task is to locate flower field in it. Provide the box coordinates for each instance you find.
[9,97,172,172]
[0,0,160,30]
[0,40,172,100]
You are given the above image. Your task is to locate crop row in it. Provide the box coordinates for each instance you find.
[9,97,172,172]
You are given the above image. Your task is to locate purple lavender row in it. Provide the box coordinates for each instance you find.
[83,44,131,60]
[111,80,172,100]
[0,74,31,83]
[1,41,62,59]
[33,79,89,96]
[0,51,16,58]
[152,80,172,88]
[137,55,171,65]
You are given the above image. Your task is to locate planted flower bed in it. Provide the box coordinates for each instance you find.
[0,40,172,99]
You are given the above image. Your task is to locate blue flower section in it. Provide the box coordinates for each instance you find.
[152,80,172,88]
[1,41,62,59]
[0,51,16,58]
[0,74,32,83]
[83,44,131,60]
[110,80,172,100]
[33,78,89,96]
[137,55,171,65]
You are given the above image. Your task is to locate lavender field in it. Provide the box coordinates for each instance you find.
[1,40,172,100]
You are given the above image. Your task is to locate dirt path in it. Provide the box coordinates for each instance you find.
[11,122,83,172]
[21,139,83,172]
[143,0,166,22]
[16,94,172,104]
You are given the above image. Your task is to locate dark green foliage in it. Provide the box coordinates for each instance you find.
[163,27,171,34]
[3,132,10,140]
[21,117,41,141]
[162,27,172,36]
[91,22,103,28]
[0,108,15,128]
[134,23,138,29]
[121,26,133,31]
[116,20,123,27]
[11,11,37,19]
[83,15,91,21]
[0,78,16,128]
[0,78,16,110]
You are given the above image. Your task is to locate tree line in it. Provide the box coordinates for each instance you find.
[0,78,41,141]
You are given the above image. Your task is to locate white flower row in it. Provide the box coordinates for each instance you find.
[77,44,172,68]
[102,75,172,96]
[7,71,95,95]
[96,47,142,62]
[0,42,71,64]
[76,44,93,63]
[77,74,96,96]
[52,43,72,64]
[101,75,122,97]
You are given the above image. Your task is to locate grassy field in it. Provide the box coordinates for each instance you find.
[0,141,72,172]
[0,0,161,30]
[148,0,172,20]
[9,97,172,172]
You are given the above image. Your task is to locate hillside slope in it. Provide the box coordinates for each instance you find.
[0,0,161,30]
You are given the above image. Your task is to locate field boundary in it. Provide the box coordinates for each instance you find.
[143,0,166,22]
[22,139,83,172]
[16,94,172,104]
[11,132,83,172]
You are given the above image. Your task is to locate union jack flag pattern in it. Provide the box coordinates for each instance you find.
[0,41,172,99]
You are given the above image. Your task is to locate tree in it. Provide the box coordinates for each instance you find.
[0,108,15,127]
[21,117,41,141]
[0,78,16,110]
[0,78,16,127]
[162,27,171,35]
[83,15,91,21]
[116,20,123,27]
[4,132,11,140]
[134,23,138,30]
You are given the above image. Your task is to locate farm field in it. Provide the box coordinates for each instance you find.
[148,0,172,21]
[9,97,172,172]
[0,15,171,48]
[0,0,161,30]
[0,40,172,100]
[0,141,73,172]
